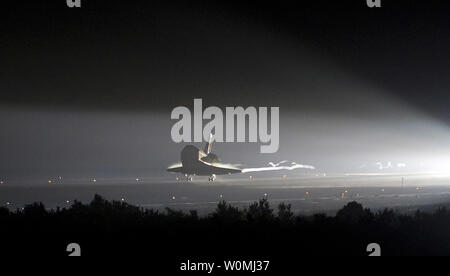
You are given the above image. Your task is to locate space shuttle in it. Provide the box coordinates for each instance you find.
[167,133,241,181]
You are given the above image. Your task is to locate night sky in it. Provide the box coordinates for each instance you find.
[1,0,450,181]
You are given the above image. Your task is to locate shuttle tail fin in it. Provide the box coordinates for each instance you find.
[203,133,213,154]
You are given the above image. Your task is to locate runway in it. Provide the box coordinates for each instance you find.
[1,173,449,215]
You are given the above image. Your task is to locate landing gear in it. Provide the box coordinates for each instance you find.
[208,174,216,181]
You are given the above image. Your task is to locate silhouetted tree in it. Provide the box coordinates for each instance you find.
[211,200,243,222]
[246,198,273,222]
[165,207,186,218]
[336,201,366,223]
[23,202,47,217]
[189,210,198,220]
[377,208,399,227]
[90,194,109,209]
[278,202,293,223]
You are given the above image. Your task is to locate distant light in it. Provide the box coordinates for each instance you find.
[66,200,70,204]
[249,175,253,180]
[345,190,348,193]
[315,174,319,177]
[48,180,52,183]
[416,186,420,190]
[172,196,176,200]
[263,193,268,197]
[219,194,223,198]
[92,178,97,183]
[0,180,3,184]
[121,198,125,201]
[340,193,345,199]
[305,191,310,195]
[6,202,10,206]
[381,188,385,192]
[175,177,179,181]
[282,174,287,179]
[136,178,140,182]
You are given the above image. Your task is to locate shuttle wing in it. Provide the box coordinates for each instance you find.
[167,161,241,175]
[167,163,184,173]
[201,162,242,175]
